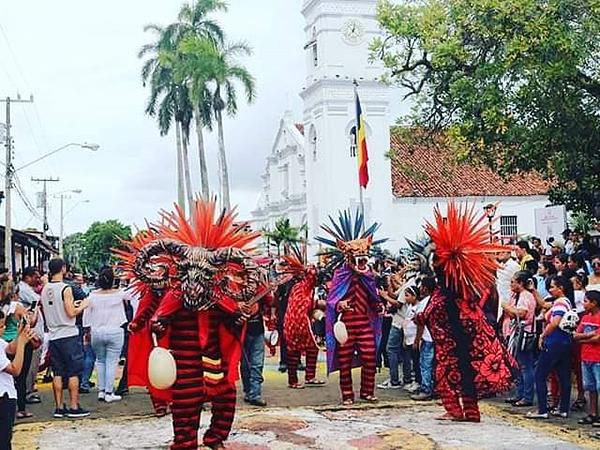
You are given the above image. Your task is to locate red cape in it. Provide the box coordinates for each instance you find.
[128,289,244,400]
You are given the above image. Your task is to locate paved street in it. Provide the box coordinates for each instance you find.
[12,355,600,449]
[19,404,590,450]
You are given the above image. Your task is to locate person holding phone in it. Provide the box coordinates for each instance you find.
[17,267,43,413]
[1,310,36,449]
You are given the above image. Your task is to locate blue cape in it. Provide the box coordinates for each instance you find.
[325,265,382,374]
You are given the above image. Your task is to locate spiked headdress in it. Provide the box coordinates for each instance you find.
[315,209,387,272]
[425,201,506,300]
[155,199,259,250]
[114,199,261,310]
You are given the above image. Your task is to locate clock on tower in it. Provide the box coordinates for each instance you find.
[300,0,393,253]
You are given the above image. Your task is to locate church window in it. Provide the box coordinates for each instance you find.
[308,125,317,162]
[500,215,518,241]
[281,164,290,198]
[304,27,318,67]
[349,126,357,157]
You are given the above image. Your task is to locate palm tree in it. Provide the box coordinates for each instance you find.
[139,24,195,212]
[172,0,227,200]
[209,41,256,210]
[263,218,302,256]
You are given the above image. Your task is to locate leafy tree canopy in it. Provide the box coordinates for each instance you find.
[373,0,600,215]
[64,220,132,274]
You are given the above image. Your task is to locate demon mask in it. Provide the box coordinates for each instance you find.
[134,239,260,310]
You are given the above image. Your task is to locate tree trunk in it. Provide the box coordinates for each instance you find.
[215,108,231,210]
[175,122,185,212]
[194,108,210,200]
[180,122,195,215]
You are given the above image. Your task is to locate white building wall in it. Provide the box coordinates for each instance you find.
[253,0,551,256]
[301,0,393,255]
[385,196,550,250]
[252,114,307,232]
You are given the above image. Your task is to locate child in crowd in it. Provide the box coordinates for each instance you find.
[402,286,421,393]
[411,276,436,401]
[575,290,600,426]
[1,310,35,450]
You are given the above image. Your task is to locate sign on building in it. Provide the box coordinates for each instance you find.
[535,205,566,244]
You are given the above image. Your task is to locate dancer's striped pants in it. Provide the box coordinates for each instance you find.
[169,310,236,450]
[337,319,376,401]
[440,389,480,422]
[287,344,319,385]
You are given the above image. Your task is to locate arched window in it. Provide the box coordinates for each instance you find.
[349,126,357,158]
[308,125,317,162]
[311,27,318,67]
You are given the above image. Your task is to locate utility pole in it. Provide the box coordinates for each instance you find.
[1,95,34,276]
[31,177,59,239]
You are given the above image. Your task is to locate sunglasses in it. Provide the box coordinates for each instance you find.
[593,262,600,268]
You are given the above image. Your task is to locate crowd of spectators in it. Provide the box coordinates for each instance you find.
[0,259,135,449]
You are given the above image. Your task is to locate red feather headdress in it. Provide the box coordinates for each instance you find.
[113,226,165,295]
[113,199,260,294]
[155,199,259,250]
[425,201,506,300]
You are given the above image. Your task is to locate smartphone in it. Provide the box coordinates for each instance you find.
[29,300,38,311]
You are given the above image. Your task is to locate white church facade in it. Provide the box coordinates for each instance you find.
[252,0,549,252]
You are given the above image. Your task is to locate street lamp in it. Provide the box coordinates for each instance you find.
[15,142,100,172]
[2,141,98,275]
[483,203,497,243]
[53,190,85,257]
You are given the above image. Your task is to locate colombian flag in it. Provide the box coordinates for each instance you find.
[355,93,369,188]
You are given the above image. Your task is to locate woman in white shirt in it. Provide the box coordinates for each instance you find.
[1,310,34,449]
[83,268,129,403]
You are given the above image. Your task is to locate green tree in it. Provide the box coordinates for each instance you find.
[173,0,227,199]
[263,218,303,256]
[63,232,85,271]
[373,0,600,215]
[77,220,132,274]
[210,40,256,210]
[140,23,197,214]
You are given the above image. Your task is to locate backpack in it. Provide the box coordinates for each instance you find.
[555,298,580,333]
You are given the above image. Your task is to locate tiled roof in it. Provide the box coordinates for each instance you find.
[295,123,305,135]
[390,130,549,198]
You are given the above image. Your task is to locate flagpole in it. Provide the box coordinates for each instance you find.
[353,79,365,233]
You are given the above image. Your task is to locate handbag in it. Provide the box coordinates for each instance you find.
[514,320,537,353]
[509,293,537,354]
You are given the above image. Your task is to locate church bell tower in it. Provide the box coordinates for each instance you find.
[301,0,392,250]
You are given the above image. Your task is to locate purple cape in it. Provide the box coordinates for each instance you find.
[325,265,382,374]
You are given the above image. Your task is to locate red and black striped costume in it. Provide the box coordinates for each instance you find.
[335,275,378,401]
[116,199,260,450]
[283,269,320,386]
[325,266,382,404]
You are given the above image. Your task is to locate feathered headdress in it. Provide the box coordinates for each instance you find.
[156,199,259,250]
[315,209,387,271]
[113,225,166,295]
[113,199,260,297]
[425,201,506,300]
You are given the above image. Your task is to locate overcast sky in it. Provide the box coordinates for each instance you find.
[0,0,310,237]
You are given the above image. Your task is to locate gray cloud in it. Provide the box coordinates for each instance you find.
[0,0,306,237]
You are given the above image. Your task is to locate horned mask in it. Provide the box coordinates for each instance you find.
[134,239,260,311]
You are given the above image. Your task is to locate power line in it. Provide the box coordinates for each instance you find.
[0,21,56,172]
[13,172,43,222]
[0,22,32,92]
